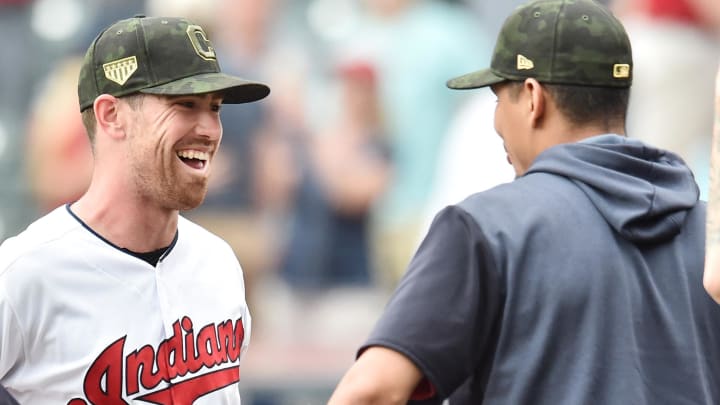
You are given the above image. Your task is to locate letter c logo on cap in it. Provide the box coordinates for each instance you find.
[186,25,216,61]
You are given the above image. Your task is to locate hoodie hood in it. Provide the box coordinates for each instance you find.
[525,134,699,243]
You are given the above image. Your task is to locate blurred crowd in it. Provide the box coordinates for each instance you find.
[0,0,718,403]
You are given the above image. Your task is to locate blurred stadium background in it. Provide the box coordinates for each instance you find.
[0,0,717,403]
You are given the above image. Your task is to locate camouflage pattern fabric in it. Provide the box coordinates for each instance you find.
[78,16,269,111]
[447,0,632,89]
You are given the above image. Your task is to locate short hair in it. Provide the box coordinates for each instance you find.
[505,81,629,130]
[80,108,97,146]
[545,84,629,130]
[80,94,145,149]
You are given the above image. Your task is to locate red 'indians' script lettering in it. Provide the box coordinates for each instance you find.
[66,316,244,405]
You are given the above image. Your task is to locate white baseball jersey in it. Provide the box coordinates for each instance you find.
[0,205,252,404]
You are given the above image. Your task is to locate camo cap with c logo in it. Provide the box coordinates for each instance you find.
[446,0,632,90]
[78,15,270,111]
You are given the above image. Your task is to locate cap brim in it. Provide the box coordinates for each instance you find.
[446,68,507,90]
[140,72,270,103]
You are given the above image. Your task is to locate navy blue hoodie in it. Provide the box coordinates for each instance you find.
[362,135,720,404]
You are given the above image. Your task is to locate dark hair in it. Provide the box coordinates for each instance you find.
[545,84,629,130]
[80,108,97,146]
[505,81,629,131]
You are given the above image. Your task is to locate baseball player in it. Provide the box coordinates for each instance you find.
[329,0,720,404]
[705,67,720,303]
[0,16,269,404]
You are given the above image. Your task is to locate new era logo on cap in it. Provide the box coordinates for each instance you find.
[517,55,535,71]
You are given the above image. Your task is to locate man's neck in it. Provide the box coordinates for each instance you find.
[71,190,179,252]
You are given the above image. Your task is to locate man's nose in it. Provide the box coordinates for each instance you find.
[197,111,222,140]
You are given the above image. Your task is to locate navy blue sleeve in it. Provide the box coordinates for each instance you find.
[0,386,18,405]
[360,205,504,400]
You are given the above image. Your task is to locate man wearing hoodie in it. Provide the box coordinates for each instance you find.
[328,0,720,404]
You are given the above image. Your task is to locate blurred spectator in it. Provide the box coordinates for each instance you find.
[464,0,535,38]
[145,0,216,29]
[465,0,612,38]
[0,0,35,242]
[239,53,393,405]
[0,0,33,121]
[278,59,392,290]
[612,0,720,199]
[420,89,515,238]
[24,56,93,213]
[338,0,492,284]
[0,0,146,242]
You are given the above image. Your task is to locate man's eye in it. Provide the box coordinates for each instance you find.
[178,101,195,108]
[211,105,222,113]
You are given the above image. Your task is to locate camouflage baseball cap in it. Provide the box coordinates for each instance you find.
[447,0,632,89]
[78,15,270,111]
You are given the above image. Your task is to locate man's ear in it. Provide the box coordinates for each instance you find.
[93,95,126,140]
[524,78,546,128]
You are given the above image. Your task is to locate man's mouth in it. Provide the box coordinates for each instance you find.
[177,150,209,170]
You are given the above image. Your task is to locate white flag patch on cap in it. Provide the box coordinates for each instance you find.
[103,56,138,85]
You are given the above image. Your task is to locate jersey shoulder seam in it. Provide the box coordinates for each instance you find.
[0,222,83,278]
[0,277,30,363]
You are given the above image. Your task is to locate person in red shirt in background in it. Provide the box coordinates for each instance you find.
[611,0,720,200]
[25,57,94,213]
[704,67,720,304]
[644,0,720,32]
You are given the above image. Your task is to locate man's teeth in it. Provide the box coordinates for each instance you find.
[177,150,209,161]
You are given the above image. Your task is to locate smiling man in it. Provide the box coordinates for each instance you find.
[0,16,269,404]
